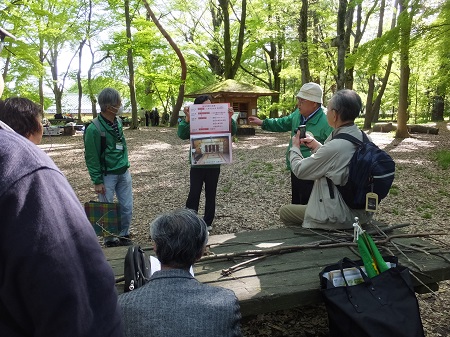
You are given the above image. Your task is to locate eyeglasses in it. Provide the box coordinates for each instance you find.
[297,98,308,103]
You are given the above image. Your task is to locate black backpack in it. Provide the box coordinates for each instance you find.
[328,131,395,209]
[123,245,151,292]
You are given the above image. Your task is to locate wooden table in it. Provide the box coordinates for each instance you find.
[104,226,450,317]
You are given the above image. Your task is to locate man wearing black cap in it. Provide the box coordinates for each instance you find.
[248,82,333,205]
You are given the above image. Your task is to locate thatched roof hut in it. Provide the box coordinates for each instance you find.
[185,79,278,127]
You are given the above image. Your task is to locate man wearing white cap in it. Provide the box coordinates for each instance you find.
[248,82,332,204]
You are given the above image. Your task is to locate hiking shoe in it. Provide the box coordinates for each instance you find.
[119,235,133,246]
[104,240,120,248]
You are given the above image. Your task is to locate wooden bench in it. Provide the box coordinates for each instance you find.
[103,225,450,317]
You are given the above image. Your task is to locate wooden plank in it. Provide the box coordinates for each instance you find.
[103,227,450,317]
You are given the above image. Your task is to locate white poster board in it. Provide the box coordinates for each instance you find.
[189,103,233,165]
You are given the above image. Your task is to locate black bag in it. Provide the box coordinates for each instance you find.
[124,245,151,292]
[329,131,395,209]
[319,257,424,337]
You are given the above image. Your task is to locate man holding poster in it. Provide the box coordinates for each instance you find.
[178,95,237,231]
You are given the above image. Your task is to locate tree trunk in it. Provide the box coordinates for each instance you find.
[266,40,282,118]
[39,42,45,108]
[230,0,246,79]
[220,0,232,79]
[335,0,348,90]
[371,59,393,122]
[364,0,395,130]
[207,1,224,76]
[431,95,444,121]
[87,47,98,118]
[396,0,411,138]
[124,0,139,129]
[142,0,187,127]
[343,2,355,89]
[220,0,247,79]
[77,40,86,124]
[298,0,310,84]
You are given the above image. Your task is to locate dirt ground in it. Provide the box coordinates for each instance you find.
[40,121,450,336]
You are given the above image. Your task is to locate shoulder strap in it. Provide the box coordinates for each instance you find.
[91,117,105,136]
[90,117,107,174]
[332,130,369,145]
[327,130,367,201]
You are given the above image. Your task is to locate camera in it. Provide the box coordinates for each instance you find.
[297,125,306,138]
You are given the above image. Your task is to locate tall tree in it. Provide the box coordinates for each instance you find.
[76,0,93,123]
[396,0,413,138]
[298,0,311,84]
[124,0,139,129]
[142,0,187,126]
[363,0,398,129]
[334,0,350,90]
[219,0,247,79]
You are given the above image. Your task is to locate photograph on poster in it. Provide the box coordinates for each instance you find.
[190,133,232,165]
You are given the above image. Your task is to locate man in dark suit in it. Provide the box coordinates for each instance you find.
[118,208,241,337]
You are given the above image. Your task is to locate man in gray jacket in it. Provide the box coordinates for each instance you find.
[280,89,371,229]
[118,208,241,337]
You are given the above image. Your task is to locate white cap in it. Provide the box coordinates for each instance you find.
[296,82,323,104]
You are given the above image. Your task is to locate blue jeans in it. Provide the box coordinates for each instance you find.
[99,169,133,239]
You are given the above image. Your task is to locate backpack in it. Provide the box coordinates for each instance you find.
[124,245,151,292]
[327,131,395,209]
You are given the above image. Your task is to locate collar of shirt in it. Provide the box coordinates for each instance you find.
[101,115,122,141]
[301,106,321,124]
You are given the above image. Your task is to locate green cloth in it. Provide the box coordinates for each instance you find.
[261,108,333,170]
[357,232,389,278]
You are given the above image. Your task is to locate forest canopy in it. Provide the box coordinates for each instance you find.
[1,0,449,134]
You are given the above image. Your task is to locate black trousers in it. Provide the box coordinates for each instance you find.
[186,167,221,226]
[290,171,314,205]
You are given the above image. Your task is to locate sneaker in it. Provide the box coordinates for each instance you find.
[206,225,212,231]
[119,235,133,246]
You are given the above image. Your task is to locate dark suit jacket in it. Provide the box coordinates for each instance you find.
[118,269,241,337]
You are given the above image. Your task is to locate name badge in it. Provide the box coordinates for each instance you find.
[116,143,124,150]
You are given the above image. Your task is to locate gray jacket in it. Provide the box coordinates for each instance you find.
[118,269,241,337]
[289,124,371,229]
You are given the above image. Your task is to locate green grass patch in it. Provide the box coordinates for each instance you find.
[222,182,232,193]
[389,185,399,196]
[438,189,450,197]
[392,208,400,216]
[264,163,273,172]
[422,212,432,219]
[435,150,450,169]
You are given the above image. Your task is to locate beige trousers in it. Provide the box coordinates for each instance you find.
[279,204,307,226]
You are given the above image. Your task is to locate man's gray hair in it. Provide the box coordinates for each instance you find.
[98,88,121,112]
[328,89,362,122]
[150,208,208,269]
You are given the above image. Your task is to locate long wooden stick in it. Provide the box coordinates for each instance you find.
[199,232,446,262]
